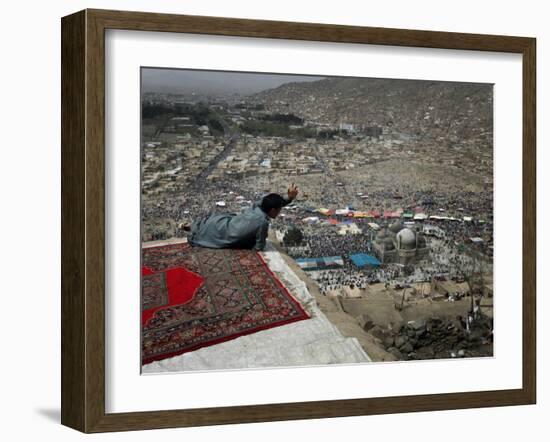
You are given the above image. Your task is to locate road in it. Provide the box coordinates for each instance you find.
[193,112,240,188]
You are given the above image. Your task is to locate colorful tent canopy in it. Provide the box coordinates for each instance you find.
[384,210,401,218]
[413,213,428,220]
[335,208,350,215]
[302,216,320,223]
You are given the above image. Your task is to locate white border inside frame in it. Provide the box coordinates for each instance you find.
[105,29,523,413]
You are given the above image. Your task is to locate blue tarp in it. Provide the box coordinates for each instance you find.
[350,253,381,268]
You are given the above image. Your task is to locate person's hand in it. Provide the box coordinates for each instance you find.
[287,182,299,201]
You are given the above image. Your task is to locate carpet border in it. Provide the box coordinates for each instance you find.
[141,244,311,366]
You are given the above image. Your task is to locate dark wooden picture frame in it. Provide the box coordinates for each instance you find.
[61,8,536,433]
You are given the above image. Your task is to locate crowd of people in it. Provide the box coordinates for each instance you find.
[293,234,491,295]
[141,177,493,298]
[273,209,492,294]
[312,265,406,294]
[280,224,372,257]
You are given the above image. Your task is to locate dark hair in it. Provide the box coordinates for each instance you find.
[260,193,286,213]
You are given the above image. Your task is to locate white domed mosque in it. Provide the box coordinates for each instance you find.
[372,221,429,264]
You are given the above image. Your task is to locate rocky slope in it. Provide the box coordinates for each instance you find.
[251,77,493,148]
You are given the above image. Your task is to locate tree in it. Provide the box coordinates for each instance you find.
[283,226,303,246]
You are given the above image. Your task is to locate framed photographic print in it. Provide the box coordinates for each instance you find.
[61,9,536,433]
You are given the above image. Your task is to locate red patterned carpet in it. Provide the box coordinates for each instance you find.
[141,242,310,364]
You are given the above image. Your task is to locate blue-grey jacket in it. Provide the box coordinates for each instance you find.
[188,197,290,251]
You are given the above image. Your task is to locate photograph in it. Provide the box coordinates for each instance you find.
[140,68,495,373]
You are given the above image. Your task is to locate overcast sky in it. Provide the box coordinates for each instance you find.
[141,68,323,96]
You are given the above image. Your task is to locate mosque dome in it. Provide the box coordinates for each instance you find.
[397,228,416,249]
[389,221,404,234]
[383,238,395,250]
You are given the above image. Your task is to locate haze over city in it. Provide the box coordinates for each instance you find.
[142,68,324,95]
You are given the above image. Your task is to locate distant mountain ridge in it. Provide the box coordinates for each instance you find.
[250,77,493,147]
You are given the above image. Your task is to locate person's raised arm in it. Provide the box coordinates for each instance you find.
[282,182,299,206]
